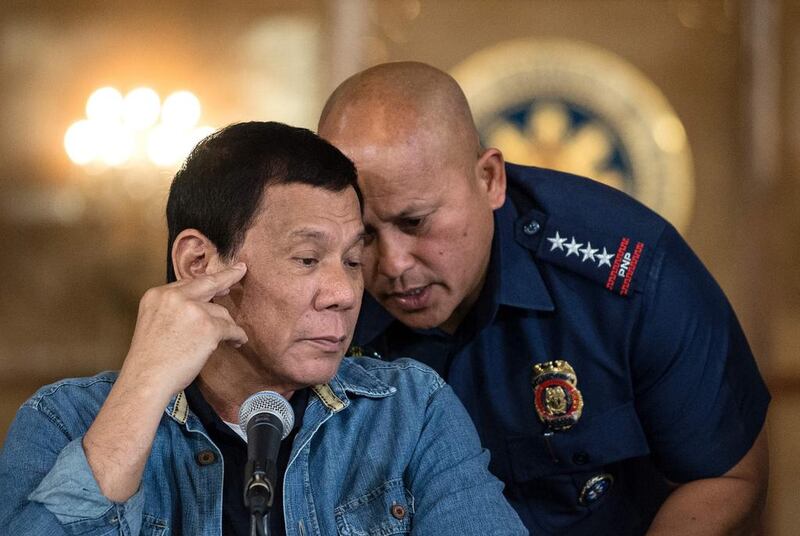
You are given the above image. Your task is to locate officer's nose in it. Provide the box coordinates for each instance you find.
[377,232,415,279]
[314,263,358,311]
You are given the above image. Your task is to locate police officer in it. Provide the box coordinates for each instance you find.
[317,62,770,535]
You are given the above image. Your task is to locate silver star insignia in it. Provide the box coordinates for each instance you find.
[547,231,567,251]
[565,237,583,257]
[580,242,599,263]
[596,247,614,268]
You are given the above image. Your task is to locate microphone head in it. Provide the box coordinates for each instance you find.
[238,391,295,440]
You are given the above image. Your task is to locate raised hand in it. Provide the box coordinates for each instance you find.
[120,262,249,397]
[83,263,248,502]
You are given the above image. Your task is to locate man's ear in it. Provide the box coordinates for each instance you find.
[171,229,219,281]
[476,147,507,210]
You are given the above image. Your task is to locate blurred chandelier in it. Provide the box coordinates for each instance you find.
[64,86,214,169]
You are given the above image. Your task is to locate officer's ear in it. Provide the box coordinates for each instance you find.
[476,147,506,210]
[171,229,222,281]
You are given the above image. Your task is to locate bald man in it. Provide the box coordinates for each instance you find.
[318,62,770,535]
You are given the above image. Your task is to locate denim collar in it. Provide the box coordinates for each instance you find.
[310,358,396,413]
[165,358,396,425]
[167,390,191,425]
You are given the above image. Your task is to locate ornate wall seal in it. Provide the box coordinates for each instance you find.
[451,39,694,231]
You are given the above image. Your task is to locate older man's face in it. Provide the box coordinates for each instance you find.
[225,183,364,390]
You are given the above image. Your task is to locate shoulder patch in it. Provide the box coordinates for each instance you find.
[526,217,652,297]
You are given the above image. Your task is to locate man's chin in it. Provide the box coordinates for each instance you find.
[297,357,344,387]
[387,306,448,332]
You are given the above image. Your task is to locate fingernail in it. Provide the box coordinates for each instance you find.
[234,262,246,270]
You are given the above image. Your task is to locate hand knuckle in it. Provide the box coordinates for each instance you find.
[182,302,204,322]
[141,287,156,300]
[140,287,160,305]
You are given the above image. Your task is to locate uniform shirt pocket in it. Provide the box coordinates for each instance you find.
[506,401,650,481]
[334,478,414,536]
[504,402,653,533]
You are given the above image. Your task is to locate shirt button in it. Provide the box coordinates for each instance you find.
[390,503,406,520]
[579,473,614,506]
[572,451,590,465]
[196,450,217,465]
[523,220,541,235]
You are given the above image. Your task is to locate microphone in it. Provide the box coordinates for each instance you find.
[238,391,295,518]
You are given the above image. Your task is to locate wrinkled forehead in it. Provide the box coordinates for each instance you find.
[353,153,474,229]
[250,183,363,237]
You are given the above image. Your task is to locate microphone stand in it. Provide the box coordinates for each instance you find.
[245,471,274,536]
[239,391,294,536]
[249,513,269,536]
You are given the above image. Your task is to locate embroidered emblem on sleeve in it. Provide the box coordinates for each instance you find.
[605,238,644,296]
[579,242,598,263]
[564,237,583,257]
[547,231,567,251]
[542,230,646,296]
[596,248,614,267]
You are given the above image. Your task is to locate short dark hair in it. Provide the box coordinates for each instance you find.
[165,121,359,282]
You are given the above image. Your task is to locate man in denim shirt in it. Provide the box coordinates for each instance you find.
[0,122,527,535]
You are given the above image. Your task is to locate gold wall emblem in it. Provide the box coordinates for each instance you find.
[451,39,695,231]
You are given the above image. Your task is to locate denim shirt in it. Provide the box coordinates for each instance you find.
[0,357,527,535]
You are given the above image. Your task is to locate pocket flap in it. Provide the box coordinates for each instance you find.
[335,478,414,536]
[507,401,650,481]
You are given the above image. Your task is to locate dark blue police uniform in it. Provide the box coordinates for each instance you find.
[353,163,770,535]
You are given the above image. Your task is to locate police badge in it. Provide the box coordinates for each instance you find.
[532,360,584,431]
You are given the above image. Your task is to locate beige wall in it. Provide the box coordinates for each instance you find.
[0,1,796,533]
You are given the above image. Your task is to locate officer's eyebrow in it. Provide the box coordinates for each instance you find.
[390,201,438,220]
[365,200,439,228]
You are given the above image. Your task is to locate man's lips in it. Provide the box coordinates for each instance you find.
[301,336,347,352]
[384,284,432,311]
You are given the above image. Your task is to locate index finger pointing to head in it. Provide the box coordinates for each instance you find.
[185,262,247,301]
